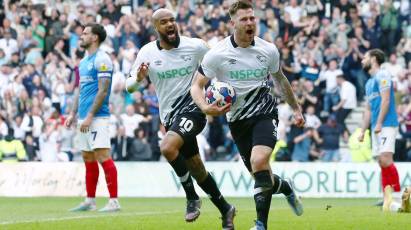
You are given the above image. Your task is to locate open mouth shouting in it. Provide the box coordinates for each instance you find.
[166,27,177,40]
[246,29,254,35]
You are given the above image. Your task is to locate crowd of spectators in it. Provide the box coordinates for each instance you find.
[0,0,410,163]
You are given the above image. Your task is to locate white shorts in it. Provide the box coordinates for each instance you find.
[371,127,397,156]
[77,117,111,152]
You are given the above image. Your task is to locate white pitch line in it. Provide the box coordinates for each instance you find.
[0,207,293,226]
[0,210,181,225]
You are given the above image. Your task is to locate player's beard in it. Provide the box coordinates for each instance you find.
[159,30,180,47]
[80,40,90,49]
[362,62,371,72]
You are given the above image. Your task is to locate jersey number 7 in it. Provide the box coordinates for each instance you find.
[381,137,387,145]
[91,131,97,141]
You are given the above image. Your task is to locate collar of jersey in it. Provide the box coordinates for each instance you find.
[230,35,255,48]
[156,37,180,50]
[86,49,99,59]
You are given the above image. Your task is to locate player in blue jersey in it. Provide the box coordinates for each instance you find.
[65,24,120,212]
[358,49,401,210]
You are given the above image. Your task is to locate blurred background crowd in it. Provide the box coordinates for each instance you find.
[0,0,410,163]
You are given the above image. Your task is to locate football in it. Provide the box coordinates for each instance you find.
[205,81,236,107]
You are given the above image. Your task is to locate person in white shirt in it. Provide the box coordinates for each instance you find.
[333,75,357,128]
[284,0,303,25]
[126,9,235,226]
[21,106,44,149]
[381,53,403,79]
[39,122,60,162]
[0,115,8,138]
[277,102,293,142]
[305,105,321,129]
[119,105,147,138]
[191,1,304,229]
[12,114,25,140]
[316,59,343,116]
[0,31,18,62]
[0,49,6,66]
[0,65,17,94]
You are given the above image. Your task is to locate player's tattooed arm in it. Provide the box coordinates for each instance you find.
[88,77,111,117]
[273,67,305,127]
[272,67,300,111]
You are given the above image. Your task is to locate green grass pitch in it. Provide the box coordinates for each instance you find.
[0,197,408,230]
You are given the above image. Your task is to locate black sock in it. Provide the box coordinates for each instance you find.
[198,173,231,214]
[170,154,199,200]
[272,174,292,196]
[254,170,273,228]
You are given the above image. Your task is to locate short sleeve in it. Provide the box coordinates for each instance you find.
[200,50,218,79]
[94,52,113,78]
[378,73,392,92]
[269,45,280,74]
[195,38,210,61]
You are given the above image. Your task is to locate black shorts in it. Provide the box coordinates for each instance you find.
[229,114,278,172]
[165,112,206,158]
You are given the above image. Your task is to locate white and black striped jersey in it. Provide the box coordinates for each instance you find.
[129,36,209,127]
[199,35,280,122]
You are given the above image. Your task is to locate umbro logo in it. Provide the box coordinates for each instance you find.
[228,59,237,65]
[154,60,162,66]
[256,55,267,63]
[180,55,192,61]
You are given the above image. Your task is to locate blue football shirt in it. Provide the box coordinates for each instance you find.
[78,50,113,119]
[364,69,398,130]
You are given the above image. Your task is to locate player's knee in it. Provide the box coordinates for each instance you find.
[190,169,208,182]
[250,153,270,169]
[82,151,96,162]
[379,154,393,168]
[87,148,110,163]
[188,163,208,182]
[160,141,178,158]
[96,154,110,163]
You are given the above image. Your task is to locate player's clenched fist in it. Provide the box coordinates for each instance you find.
[137,62,149,81]
[293,110,305,127]
[202,99,231,117]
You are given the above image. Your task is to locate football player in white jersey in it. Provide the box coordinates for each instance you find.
[191,1,304,229]
[126,9,235,229]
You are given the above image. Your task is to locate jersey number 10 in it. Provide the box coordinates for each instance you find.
[179,117,194,132]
